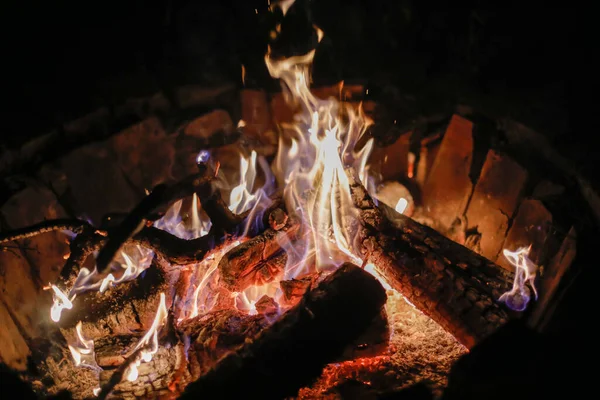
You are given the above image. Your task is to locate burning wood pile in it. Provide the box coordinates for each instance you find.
[0,5,581,399]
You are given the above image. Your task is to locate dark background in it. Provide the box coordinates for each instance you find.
[2,0,597,175]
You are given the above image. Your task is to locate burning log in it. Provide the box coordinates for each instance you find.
[218,214,300,291]
[346,169,511,348]
[179,263,387,400]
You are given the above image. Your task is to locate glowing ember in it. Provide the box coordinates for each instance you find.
[499,246,538,311]
[125,292,168,382]
[68,321,101,371]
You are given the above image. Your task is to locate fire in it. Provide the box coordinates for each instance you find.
[213,149,276,235]
[125,292,168,382]
[395,198,408,214]
[153,193,211,240]
[499,246,539,311]
[68,321,101,371]
[267,44,374,277]
[50,246,154,322]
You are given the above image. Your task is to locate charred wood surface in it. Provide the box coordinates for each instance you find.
[347,169,511,348]
[218,215,300,291]
[179,263,387,400]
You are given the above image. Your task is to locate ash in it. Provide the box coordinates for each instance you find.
[297,291,467,399]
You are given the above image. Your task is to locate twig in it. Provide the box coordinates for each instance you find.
[0,218,92,245]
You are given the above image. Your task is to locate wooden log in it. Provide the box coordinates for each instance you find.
[218,217,301,291]
[347,169,511,348]
[178,263,387,400]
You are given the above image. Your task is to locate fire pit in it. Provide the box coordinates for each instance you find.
[0,2,592,399]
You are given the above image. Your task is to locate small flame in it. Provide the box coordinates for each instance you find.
[499,246,538,311]
[50,246,154,322]
[271,0,295,16]
[50,285,74,322]
[234,282,281,315]
[196,150,211,164]
[68,321,101,371]
[154,194,212,240]
[125,293,168,382]
[395,198,408,214]
[93,387,101,397]
[214,150,275,236]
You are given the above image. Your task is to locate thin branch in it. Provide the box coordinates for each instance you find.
[0,218,92,244]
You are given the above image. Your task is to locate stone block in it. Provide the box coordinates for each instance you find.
[63,107,111,139]
[0,301,30,371]
[465,150,528,260]
[421,115,474,232]
[0,245,44,338]
[61,141,140,225]
[1,184,70,285]
[110,117,176,191]
[497,199,553,271]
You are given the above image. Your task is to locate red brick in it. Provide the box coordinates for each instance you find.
[465,150,528,260]
[0,301,30,370]
[497,199,553,271]
[1,184,70,285]
[421,115,474,232]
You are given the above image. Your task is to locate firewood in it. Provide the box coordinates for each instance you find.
[178,263,387,400]
[346,168,511,348]
[218,217,301,291]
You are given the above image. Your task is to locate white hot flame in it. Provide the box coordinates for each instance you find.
[266,30,374,277]
[499,246,539,312]
[395,198,408,214]
[125,293,168,382]
[68,321,101,371]
[154,193,212,240]
[50,246,154,323]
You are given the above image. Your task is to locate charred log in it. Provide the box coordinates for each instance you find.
[347,168,511,348]
[218,216,300,291]
[179,263,387,400]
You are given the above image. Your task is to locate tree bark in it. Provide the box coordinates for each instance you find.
[346,168,511,348]
[178,263,387,400]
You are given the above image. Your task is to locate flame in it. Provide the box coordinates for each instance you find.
[68,321,101,371]
[395,198,408,214]
[50,245,154,322]
[266,29,374,277]
[214,150,276,236]
[125,293,168,382]
[234,282,281,315]
[154,193,212,240]
[185,240,244,320]
[499,246,539,311]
